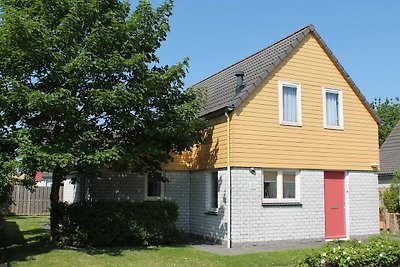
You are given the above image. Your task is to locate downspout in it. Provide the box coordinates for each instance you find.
[224,111,231,249]
[224,70,243,249]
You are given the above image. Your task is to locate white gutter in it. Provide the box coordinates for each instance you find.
[224,111,231,249]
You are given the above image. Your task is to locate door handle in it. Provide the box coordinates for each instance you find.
[330,205,339,209]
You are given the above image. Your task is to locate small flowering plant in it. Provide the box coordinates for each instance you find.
[297,236,400,267]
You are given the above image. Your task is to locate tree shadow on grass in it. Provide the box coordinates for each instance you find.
[79,245,155,257]
[0,219,53,264]
[1,217,218,264]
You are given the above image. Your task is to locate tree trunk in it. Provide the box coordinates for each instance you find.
[50,165,63,242]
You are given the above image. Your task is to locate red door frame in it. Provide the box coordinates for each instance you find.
[324,171,346,239]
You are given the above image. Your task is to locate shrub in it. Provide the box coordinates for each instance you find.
[382,172,400,213]
[297,236,400,267]
[57,200,179,247]
[0,214,5,247]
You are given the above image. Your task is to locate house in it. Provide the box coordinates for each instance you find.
[84,24,380,247]
[379,122,400,187]
[34,172,53,187]
[35,172,82,204]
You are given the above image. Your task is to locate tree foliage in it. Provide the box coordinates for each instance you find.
[0,0,208,239]
[371,97,400,145]
[382,171,400,213]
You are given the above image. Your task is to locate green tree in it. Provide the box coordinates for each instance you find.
[0,103,19,205]
[382,171,400,213]
[0,0,207,241]
[371,98,400,145]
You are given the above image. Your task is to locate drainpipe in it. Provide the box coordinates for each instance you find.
[224,111,231,249]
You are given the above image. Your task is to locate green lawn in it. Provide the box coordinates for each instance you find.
[1,216,313,267]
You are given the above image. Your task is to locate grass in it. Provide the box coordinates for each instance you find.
[1,216,314,267]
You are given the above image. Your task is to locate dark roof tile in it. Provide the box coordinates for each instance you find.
[380,122,400,174]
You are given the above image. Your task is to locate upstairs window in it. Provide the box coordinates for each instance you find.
[279,81,302,126]
[323,88,343,129]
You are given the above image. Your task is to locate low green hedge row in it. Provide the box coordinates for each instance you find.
[57,200,179,247]
[297,236,400,267]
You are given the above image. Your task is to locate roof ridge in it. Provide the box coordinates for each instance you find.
[190,24,314,89]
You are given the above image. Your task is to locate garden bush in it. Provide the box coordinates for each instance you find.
[297,236,400,267]
[0,214,5,247]
[382,173,400,213]
[57,200,179,247]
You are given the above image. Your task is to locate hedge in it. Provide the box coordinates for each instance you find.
[297,236,400,267]
[57,200,179,247]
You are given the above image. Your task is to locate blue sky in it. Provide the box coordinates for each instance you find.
[131,1,400,102]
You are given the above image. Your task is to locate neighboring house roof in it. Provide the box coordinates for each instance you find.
[194,24,380,124]
[380,122,400,175]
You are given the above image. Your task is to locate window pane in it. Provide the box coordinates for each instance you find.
[283,85,297,122]
[283,173,296,199]
[264,171,277,199]
[147,174,161,197]
[211,172,218,209]
[326,92,339,126]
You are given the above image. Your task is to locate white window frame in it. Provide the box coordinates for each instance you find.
[278,81,302,126]
[144,172,165,200]
[322,87,344,130]
[206,171,219,212]
[262,170,300,203]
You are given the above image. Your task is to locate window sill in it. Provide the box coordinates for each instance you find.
[262,202,302,207]
[280,122,302,127]
[145,197,164,201]
[204,210,218,216]
[324,126,344,131]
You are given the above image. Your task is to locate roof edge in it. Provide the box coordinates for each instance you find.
[200,104,234,119]
[310,29,381,124]
[231,24,380,124]
[232,24,313,108]
[191,24,314,89]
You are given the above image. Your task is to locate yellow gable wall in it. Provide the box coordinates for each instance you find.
[230,33,379,171]
[163,33,379,171]
[162,115,228,170]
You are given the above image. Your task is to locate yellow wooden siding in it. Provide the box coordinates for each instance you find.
[162,116,228,170]
[230,33,379,171]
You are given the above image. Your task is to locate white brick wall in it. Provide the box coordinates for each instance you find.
[88,170,191,232]
[165,171,190,232]
[63,174,80,204]
[189,170,228,240]
[230,168,325,243]
[347,171,379,237]
[87,168,380,243]
[89,170,145,201]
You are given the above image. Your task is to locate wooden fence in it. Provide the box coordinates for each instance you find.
[4,185,63,216]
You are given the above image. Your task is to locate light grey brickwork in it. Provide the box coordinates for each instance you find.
[165,171,190,232]
[86,168,380,244]
[87,169,191,232]
[347,171,379,237]
[189,170,228,241]
[88,169,145,201]
[230,168,325,244]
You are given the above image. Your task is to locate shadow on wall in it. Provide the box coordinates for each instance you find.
[179,127,220,170]
[87,170,145,201]
[217,173,227,243]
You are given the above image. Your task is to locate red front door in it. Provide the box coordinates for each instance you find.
[324,171,346,239]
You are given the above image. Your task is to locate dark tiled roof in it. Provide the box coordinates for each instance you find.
[194,24,380,124]
[380,123,400,174]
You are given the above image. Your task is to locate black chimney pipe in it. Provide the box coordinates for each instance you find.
[235,70,245,95]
